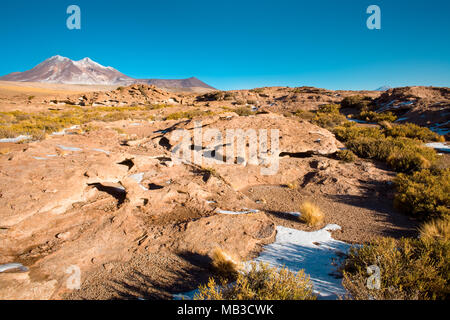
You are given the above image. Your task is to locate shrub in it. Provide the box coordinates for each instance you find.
[419,217,450,242]
[342,237,450,300]
[211,248,241,280]
[294,110,315,121]
[394,168,450,220]
[196,91,225,102]
[195,262,317,300]
[166,110,214,120]
[336,149,356,162]
[235,107,254,117]
[312,112,347,129]
[341,95,373,111]
[299,202,324,227]
[358,111,397,123]
[334,125,437,173]
[318,104,340,114]
[386,123,443,142]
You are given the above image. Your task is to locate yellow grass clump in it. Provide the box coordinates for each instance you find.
[211,248,241,279]
[300,201,324,227]
[419,218,450,242]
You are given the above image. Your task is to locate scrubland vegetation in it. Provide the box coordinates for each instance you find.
[301,97,450,300]
[342,237,449,300]
[0,104,177,140]
[195,262,316,300]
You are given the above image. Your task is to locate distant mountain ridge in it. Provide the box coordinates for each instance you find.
[0,55,215,91]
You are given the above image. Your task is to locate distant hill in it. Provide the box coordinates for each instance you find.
[0,55,215,91]
[375,85,392,91]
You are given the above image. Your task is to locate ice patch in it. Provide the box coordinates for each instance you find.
[0,135,31,143]
[215,208,260,215]
[425,142,450,153]
[252,225,351,299]
[129,173,149,191]
[51,125,80,136]
[0,263,28,273]
[173,289,199,300]
[348,119,369,124]
[57,145,82,151]
[92,148,110,155]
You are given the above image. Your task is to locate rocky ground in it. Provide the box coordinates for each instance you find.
[1,83,447,300]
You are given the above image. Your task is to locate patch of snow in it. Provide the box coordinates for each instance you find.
[252,225,351,299]
[173,289,199,300]
[33,157,48,160]
[129,173,148,191]
[57,145,82,151]
[0,135,31,143]
[0,263,28,273]
[425,142,450,153]
[398,101,415,106]
[348,119,369,124]
[285,212,302,218]
[215,208,260,215]
[51,125,80,136]
[92,148,110,155]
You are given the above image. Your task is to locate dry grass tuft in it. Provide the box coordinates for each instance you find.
[300,201,324,226]
[419,218,450,242]
[195,262,317,300]
[211,248,241,279]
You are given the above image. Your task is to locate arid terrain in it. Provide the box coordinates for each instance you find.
[0,81,448,300]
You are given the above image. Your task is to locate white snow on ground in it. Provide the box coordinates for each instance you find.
[425,142,450,153]
[92,148,110,155]
[173,224,351,300]
[252,225,351,299]
[215,208,260,215]
[57,145,82,151]
[173,289,198,300]
[0,135,30,143]
[51,125,80,136]
[0,263,28,273]
[129,173,148,191]
[347,119,369,124]
[430,121,450,136]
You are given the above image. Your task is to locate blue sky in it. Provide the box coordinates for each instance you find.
[0,0,449,90]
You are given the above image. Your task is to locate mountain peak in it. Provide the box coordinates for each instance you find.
[0,55,215,90]
[48,55,70,62]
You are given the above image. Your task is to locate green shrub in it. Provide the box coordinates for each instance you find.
[358,111,397,123]
[342,237,450,300]
[334,124,437,173]
[312,112,347,129]
[341,95,373,111]
[294,110,315,121]
[394,168,450,220]
[385,123,443,142]
[194,262,316,300]
[235,107,255,117]
[336,149,357,162]
[318,104,341,114]
[166,110,214,120]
